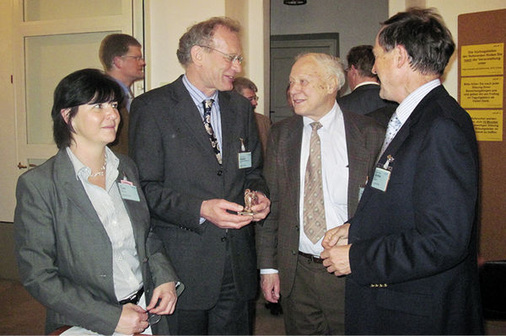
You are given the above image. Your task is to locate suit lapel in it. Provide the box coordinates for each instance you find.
[361,87,445,209]
[285,117,303,212]
[172,78,221,163]
[116,162,148,259]
[343,111,373,216]
[55,150,107,232]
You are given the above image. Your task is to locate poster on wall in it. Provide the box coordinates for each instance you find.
[460,42,504,141]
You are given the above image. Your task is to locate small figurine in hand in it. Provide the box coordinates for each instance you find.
[241,189,258,215]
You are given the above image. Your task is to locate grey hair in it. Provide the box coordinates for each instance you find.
[176,16,241,67]
[295,52,346,91]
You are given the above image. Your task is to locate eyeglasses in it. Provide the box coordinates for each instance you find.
[148,312,161,325]
[247,95,259,102]
[121,55,144,61]
[199,45,244,64]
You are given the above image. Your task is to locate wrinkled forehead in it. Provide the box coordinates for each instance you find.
[290,57,324,80]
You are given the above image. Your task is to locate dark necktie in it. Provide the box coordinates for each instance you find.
[202,99,222,164]
[303,121,326,244]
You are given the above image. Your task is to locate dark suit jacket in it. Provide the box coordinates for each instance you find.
[129,75,268,310]
[256,110,385,297]
[14,149,181,335]
[346,85,484,334]
[338,83,397,115]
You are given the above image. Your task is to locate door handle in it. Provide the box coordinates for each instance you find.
[17,162,38,169]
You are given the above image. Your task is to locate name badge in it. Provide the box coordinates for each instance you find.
[371,155,394,192]
[238,137,252,169]
[118,182,140,202]
[238,152,252,169]
[371,167,391,192]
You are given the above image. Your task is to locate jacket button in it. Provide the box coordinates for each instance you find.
[295,225,299,232]
[217,170,223,176]
[291,250,297,255]
[221,236,227,242]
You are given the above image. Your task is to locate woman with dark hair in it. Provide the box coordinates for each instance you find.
[14,68,183,335]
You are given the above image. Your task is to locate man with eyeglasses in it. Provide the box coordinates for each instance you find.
[233,77,271,157]
[338,45,398,128]
[129,17,270,335]
[99,33,146,155]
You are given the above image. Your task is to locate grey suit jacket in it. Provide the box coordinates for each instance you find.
[14,149,181,335]
[256,110,384,297]
[129,75,269,310]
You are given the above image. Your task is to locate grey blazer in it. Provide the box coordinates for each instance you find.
[129,75,269,310]
[256,110,385,297]
[14,149,182,335]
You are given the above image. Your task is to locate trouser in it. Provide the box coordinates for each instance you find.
[282,254,345,335]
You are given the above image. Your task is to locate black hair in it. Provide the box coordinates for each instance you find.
[52,68,124,149]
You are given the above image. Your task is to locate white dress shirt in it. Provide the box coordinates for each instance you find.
[299,102,349,256]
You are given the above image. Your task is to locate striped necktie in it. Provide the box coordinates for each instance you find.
[202,99,222,164]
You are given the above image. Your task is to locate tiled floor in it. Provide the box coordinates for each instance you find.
[1,278,505,335]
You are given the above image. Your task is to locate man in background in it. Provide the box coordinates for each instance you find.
[129,17,270,335]
[233,77,271,157]
[338,45,397,127]
[99,33,146,155]
[322,8,483,334]
[256,52,384,334]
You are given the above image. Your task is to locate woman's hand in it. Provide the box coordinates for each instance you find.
[115,303,148,335]
[147,282,178,315]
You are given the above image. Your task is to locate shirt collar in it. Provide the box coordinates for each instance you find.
[303,101,341,130]
[182,74,219,108]
[396,79,441,124]
[66,146,119,181]
[354,81,380,90]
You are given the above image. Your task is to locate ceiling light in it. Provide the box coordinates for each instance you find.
[284,0,307,5]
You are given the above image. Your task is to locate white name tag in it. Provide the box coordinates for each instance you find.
[238,152,252,169]
[371,167,391,192]
[118,182,140,201]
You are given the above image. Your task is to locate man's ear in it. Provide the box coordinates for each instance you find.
[61,108,71,124]
[112,55,122,69]
[327,76,339,94]
[394,45,410,69]
[191,45,204,66]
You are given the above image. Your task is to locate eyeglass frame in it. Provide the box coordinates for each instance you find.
[198,45,244,64]
[121,55,145,62]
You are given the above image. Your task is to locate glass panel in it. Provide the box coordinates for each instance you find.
[24,0,122,22]
[25,31,119,144]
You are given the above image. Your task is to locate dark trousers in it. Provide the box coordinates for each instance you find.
[168,251,251,335]
[282,256,345,335]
